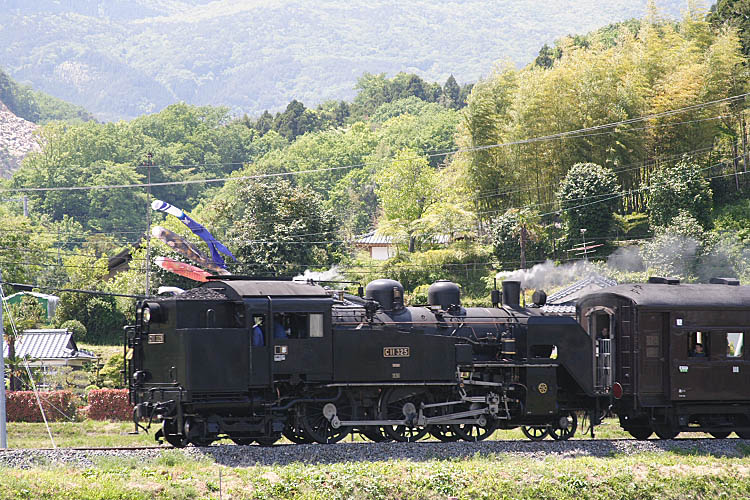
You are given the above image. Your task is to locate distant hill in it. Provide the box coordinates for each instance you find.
[0,0,688,121]
[0,68,93,176]
[0,68,94,124]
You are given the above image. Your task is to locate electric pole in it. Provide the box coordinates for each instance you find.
[0,269,7,449]
[145,153,153,297]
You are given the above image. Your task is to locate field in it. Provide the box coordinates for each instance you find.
[3,420,750,499]
[2,444,750,499]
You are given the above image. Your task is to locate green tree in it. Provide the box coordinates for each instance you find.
[54,255,125,343]
[646,159,713,229]
[3,295,46,390]
[442,75,461,109]
[375,149,439,252]
[709,0,750,55]
[489,209,547,269]
[557,163,620,244]
[201,178,341,275]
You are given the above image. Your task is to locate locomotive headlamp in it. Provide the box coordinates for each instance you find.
[142,302,162,324]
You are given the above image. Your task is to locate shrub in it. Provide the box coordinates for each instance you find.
[6,390,75,422]
[60,319,87,340]
[557,162,620,244]
[87,388,133,421]
[646,159,712,229]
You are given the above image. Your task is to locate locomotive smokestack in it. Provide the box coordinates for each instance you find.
[501,280,521,308]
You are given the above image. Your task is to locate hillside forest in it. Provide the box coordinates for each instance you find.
[2,3,750,345]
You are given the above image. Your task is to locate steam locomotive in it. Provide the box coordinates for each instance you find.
[127,277,612,446]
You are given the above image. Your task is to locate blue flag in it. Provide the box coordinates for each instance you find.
[151,200,235,269]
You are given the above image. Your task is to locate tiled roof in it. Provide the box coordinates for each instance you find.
[355,231,453,245]
[542,275,617,316]
[355,231,393,245]
[540,304,577,315]
[546,275,617,304]
[3,329,96,361]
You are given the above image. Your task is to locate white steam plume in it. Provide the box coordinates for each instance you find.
[293,266,344,283]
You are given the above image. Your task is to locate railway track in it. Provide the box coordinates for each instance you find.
[1,436,748,469]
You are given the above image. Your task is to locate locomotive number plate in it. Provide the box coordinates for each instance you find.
[148,334,164,344]
[383,347,410,358]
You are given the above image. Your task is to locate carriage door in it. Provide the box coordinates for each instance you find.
[586,307,614,391]
[639,312,669,397]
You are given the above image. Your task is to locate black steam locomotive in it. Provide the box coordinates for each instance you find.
[127,277,612,446]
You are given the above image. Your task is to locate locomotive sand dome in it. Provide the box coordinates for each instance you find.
[428,280,461,309]
[365,278,405,311]
[128,277,613,447]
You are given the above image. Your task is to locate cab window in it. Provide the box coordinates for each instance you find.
[274,313,326,339]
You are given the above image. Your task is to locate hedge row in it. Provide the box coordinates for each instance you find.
[5,389,134,422]
[6,391,75,422]
[86,389,133,421]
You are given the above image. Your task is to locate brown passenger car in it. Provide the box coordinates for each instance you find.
[577,277,750,439]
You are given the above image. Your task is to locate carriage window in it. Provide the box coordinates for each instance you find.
[727,332,744,358]
[689,331,708,357]
[309,314,324,338]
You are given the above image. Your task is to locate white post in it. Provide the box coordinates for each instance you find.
[0,270,7,449]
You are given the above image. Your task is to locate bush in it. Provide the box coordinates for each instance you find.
[60,319,87,340]
[557,162,620,244]
[6,390,75,422]
[646,159,712,229]
[87,389,133,421]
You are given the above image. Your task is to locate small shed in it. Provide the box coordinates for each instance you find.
[3,291,59,321]
[355,231,396,260]
[3,329,97,369]
[542,275,617,316]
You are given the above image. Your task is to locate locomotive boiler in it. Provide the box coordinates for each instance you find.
[127,277,612,446]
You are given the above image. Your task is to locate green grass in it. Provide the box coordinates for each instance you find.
[2,449,750,499]
[7,421,155,449]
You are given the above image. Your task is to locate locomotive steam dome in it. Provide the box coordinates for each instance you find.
[428,280,461,309]
[365,278,405,311]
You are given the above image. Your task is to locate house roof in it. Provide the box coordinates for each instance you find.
[355,231,453,246]
[355,231,393,245]
[541,275,617,315]
[3,329,96,361]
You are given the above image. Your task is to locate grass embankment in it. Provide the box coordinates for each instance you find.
[2,449,750,499]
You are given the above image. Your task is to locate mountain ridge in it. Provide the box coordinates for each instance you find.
[0,0,690,121]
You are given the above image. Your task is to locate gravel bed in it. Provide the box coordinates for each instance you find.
[1,439,748,469]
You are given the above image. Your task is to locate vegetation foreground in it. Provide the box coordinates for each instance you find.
[2,448,750,499]
[2,420,750,499]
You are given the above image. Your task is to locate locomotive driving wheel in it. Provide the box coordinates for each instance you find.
[549,411,577,441]
[300,391,354,444]
[451,413,497,442]
[162,419,189,448]
[521,426,550,441]
[379,387,433,442]
[709,431,731,439]
[653,424,678,440]
[283,411,315,444]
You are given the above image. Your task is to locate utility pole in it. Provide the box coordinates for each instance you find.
[145,153,153,297]
[0,269,7,449]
